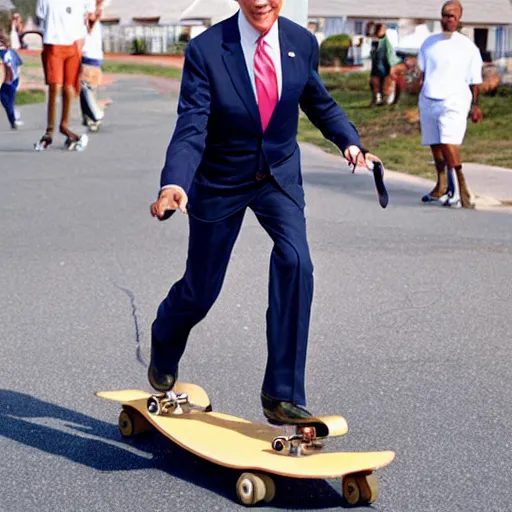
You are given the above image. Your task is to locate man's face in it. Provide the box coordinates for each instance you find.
[441,3,462,32]
[237,0,282,35]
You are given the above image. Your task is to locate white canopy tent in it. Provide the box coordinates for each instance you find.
[395,23,432,54]
[0,0,14,11]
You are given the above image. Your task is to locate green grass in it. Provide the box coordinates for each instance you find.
[18,53,183,78]
[299,72,512,177]
[17,89,45,105]
[101,61,182,80]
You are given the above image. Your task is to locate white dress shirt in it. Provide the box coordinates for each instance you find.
[238,9,282,100]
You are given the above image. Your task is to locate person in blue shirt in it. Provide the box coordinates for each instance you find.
[0,31,23,129]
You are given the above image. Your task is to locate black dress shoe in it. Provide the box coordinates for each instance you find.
[261,391,314,426]
[147,365,178,393]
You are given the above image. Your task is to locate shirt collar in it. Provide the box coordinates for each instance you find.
[238,8,279,48]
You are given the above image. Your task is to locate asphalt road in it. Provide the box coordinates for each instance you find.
[1,76,511,512]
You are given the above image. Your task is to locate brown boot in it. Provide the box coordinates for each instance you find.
[455,166,476,209]
[422,164,447,202]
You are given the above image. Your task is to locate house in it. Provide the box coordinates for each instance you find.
[101,0,309,53]
[179,0,308,26]
[307,0,512,60]
[101,0,194,53]
[103,0,192,25]
[99,0,512,63]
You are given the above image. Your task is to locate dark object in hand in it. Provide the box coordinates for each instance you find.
[372,161,389,209]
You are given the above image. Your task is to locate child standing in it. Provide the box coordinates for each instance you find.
[80,2,105,132]
[0,31,23,129]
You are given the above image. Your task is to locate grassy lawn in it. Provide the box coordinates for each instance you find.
[17,90,45,105]
[101,61,182,80]
[299,72,512,177]
[18,53,182,79]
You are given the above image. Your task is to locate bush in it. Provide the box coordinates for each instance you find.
[167,42,187,56]
[130,37,146,55]
[320,34,352,67]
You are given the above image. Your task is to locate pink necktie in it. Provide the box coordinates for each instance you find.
[254,37,278,132]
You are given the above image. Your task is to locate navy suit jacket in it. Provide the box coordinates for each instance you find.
[160,13,360,221]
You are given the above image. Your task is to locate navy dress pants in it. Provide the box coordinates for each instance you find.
[152,180,314,406]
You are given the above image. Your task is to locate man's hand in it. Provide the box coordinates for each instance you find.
[471,105,483,123]
[344,145,383,173]
[150,186,188,220]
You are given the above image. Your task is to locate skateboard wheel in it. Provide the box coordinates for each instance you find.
[356,472,379,504]
[342,472,379,506]
[118,407,150,438]
[119,409,136,438]
[236,472,268,506]
[342,475,360,506]
[257,473,276,503]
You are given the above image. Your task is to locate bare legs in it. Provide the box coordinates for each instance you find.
[59,85,79,141]
[423,144,475,209]
[36,84,83,150]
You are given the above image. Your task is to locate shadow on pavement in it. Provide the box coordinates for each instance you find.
[0,389,348,509]
[303,169,427,208]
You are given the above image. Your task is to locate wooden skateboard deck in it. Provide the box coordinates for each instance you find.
[97,383,395,506]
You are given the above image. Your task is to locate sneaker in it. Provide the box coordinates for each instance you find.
[34,134,53,151]
[441,195,462,208]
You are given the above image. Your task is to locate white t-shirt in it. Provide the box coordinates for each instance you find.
[418,32,483,101]
[82,20,103,60]
[36,0,95,45]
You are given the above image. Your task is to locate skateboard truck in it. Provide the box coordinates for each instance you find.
[147,391,210,416]
[271,426,323,457]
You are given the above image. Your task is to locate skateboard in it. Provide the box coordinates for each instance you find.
[97,383,395,507]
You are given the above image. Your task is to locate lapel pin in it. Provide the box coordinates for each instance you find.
[288,51,296,58]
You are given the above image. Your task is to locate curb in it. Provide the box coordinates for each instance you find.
[299,142,508,209]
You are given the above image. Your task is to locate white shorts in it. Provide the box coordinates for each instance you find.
[419,94,471,146]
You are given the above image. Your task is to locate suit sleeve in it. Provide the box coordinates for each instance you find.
[299,32,360,154]
[160,39,211,191]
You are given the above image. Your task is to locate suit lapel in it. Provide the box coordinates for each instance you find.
[222,15,261,131]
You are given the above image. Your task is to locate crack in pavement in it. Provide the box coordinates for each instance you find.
[111,280,147,367]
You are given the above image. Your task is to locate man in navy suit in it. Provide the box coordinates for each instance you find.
[150,0,381,425]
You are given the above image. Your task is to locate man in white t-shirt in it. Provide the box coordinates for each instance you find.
[35,0,96,151]
[418,1,483,208]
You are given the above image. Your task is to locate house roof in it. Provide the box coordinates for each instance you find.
[104,0,512,26]
[180,0,238,21]
[104,0,193,24]
[308,0,512,25]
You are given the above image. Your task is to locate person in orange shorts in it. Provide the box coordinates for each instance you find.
[35,0,96,151]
